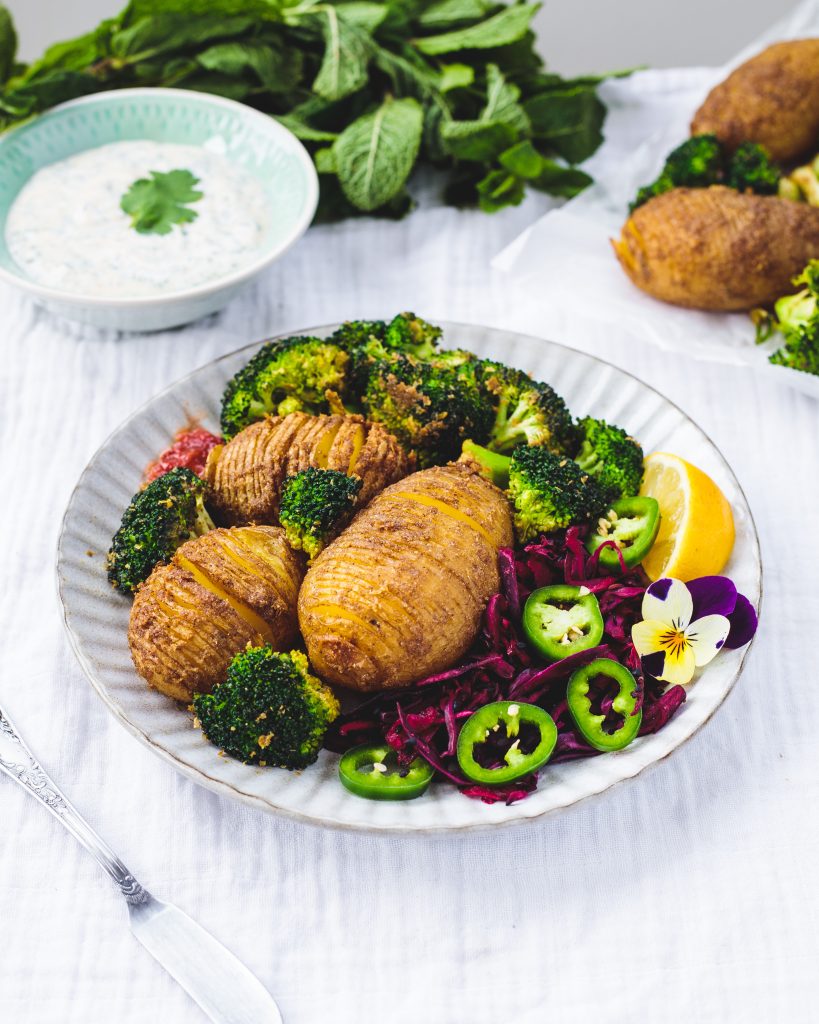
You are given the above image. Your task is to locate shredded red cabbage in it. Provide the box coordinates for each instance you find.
[325,526,686,804]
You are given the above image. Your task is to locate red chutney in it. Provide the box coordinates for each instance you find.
[145,428,222,482]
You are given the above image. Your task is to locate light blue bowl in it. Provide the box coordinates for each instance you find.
[0,88,318,330]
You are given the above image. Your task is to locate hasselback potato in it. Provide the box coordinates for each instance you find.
[204,412,410,526]
[691,40,819,163]
[298,461,514,692]
[613,186,819,310]
[129,526,303,701]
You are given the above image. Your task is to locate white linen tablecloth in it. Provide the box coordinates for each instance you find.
[0,156,816,1023]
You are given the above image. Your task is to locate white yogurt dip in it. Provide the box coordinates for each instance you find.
[5,140,271,298]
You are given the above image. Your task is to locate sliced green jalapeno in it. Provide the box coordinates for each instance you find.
[456,701,557,785]
[339,744,434,800]
[585,496,660,571]
[567,658,642,752]
[523,584,604,661]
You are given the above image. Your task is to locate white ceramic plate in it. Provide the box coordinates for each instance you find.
[57,325,761,833]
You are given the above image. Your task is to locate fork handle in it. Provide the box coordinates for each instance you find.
[0,705,148,904]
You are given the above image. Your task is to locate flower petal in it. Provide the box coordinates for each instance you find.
[687,575,737,620]
[687,614,731,667]
[656,642,696,686]
[632,619,669,657]
[640,651,665,680]
[642,578,693,630]
[725,593,758,650]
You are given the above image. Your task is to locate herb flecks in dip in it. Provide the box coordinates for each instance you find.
[6,141,270,298]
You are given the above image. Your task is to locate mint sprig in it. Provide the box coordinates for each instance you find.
[0,0,620,220]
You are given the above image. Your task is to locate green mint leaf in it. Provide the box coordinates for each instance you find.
[422,103,448,162]
[438,63,474,92]
[335,2,388,33]
[476,168,525,211]
[524,85,606,164]
[276,113,339,142]
[0,69,103,117]
[333,96,423,211]
[15,24,111,81]
[371,45,453,159]
[275,94,343,141]
[310,7,372,101]
[196,38,300,92]
[314,146,337,173]
[414,3,539,55]
[121,0,284,19]
[419,0,490,30]
[120,168,203,235]
[528,158,592,197]
[111,15,256,62]
[497,141,593,197]
[498,139,542,178]
[481,63,529,134]
[440,118,516,162]
[0,4,18,84]
[168,70,255,100]
[373,45,437,101]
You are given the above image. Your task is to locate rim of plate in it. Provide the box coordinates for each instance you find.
[0,88,319,308]
[56,323,762,833]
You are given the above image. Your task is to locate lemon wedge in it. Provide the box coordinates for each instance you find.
[639,452,735,581]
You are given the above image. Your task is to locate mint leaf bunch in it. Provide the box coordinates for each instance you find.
[0,0,616,220]
[120,168,203,234]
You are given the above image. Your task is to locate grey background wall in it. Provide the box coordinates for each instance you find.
[9,0,795,74]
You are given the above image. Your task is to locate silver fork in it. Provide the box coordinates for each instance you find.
[0,704,283,1024]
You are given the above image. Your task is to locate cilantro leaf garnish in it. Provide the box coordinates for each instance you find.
[120,169,203,236]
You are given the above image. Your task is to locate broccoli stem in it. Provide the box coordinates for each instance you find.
[492,395,537,452]
[461,440,511,488]
[194,502,217,537]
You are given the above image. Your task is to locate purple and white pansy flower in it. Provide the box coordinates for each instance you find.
[632,576,758,686]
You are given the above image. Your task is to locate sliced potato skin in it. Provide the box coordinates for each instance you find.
[204,412,411,526]
[613,186,819,311]
[128,526,303,701]
[298,461,514,692]
[691,39,819,163]
[205,413,308,526]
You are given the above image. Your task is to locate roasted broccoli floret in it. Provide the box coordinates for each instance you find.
[632,135,783,210]
[193,647,340,769]
[220,335,350,439]
[338,312,443,394]
[330,319,387,349]
[763,260,819,375]
[631,135,724,210]
[107,467,214,594]
[573,416,644,502]
[476,360,577,455]
[726,142,781,195]
[780,155,819,206]
[278,468,362,560]
[508,445,609,542]
[382,311,442,357]
[362,351,493,467]
[770,329,819,375]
